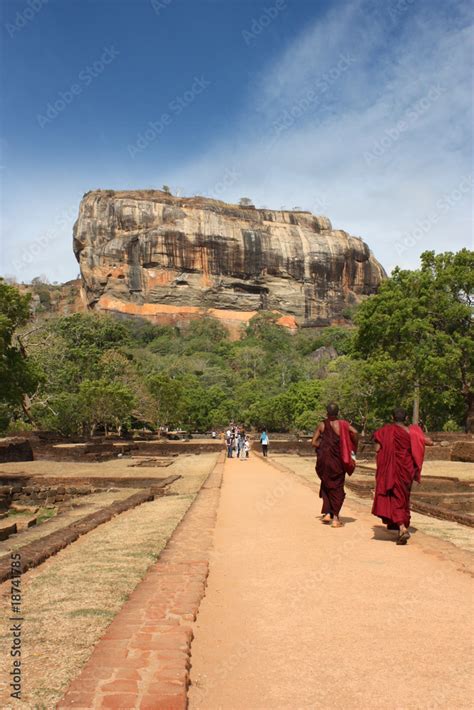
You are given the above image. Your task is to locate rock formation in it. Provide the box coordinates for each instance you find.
[74,190,386,334]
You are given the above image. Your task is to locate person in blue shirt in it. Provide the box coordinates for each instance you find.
[260,429,269,457]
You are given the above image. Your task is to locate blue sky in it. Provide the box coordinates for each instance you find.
[0,0,472,282]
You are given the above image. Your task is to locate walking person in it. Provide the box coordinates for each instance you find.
[260,429,269,457]
[234,434,240,458]
[311,403,359,528]
[372,407,433,544]
[235,429,242,458]
[226,429,234,458]
[244,436,250,459]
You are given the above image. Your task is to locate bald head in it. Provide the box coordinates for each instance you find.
[392,407,407,423]
[326,402,339,417]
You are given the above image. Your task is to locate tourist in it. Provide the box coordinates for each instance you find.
[372,408,433,544]
[226,429,234,458]
[260,429,269,457]
[311,403,359,528]
[244,436,250,458]
[234,429,241,457]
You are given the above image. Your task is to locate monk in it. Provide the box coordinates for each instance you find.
[372,407,433,545]
[312,403,359,528]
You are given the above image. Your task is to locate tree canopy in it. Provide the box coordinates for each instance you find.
[2,249,472,435]
[0,279,38,428]
[354,249,473,429]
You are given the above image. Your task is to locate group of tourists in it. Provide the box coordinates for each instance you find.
[225,425,271,459]
[312,402,433,544]
[225,425,251,459]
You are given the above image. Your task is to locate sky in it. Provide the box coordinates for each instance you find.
[0,0,472,283]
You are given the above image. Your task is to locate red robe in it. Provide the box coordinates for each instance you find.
[372,423,426,528]
[315,419,357,515]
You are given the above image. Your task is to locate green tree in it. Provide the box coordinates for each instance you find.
[232,345,267,379]
[99,350,156,426]
[0,279,38,428]
[54,312,129,352]
[183,317,227,354]
[354,250,474,430]
[322,355,409,433]
[35,392,83,436]
[147,374,185,428]
[78,379,135,436]
[294,326,354,356]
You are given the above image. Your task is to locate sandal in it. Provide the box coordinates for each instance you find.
[396,531,410,545]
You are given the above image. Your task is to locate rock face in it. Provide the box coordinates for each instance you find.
[74,190,386,333]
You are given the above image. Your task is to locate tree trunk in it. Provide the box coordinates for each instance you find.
[21,394,35,424]
[412,380,420,424]
[465,391,474,433]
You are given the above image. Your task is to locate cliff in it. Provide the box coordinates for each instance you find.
[74,190,386,333]
[17,279,85,319]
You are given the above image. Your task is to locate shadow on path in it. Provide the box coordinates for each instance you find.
[371,524,419,542]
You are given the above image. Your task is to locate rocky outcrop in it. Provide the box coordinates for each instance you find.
[74,190,386,333]
[309,345,339,362]
[18,279,85,319]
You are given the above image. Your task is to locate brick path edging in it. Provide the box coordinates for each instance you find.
[57,452,225,710]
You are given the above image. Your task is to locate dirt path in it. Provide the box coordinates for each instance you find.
[189,456,473,710]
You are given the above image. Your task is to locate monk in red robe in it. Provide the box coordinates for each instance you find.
[372,407,433,545]
[312,403,359,528]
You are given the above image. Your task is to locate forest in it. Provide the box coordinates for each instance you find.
[1,249,472,436]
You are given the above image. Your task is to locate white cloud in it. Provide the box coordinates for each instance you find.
[165,0,473,273]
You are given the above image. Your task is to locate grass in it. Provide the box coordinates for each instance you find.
[0,452,219,710]
[36,508,58,524]
[7,508,29,516]
[67,608,115,619]
[7,506,58,524]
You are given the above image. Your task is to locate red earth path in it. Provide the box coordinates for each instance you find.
[188,455,473,709]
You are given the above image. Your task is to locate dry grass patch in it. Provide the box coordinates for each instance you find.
[0,488,141,560]
[0,453,218,709]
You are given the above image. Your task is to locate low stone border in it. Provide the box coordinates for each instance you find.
[57,452,225,709]
[0,437,34,462]
[0,490,155,583]
[0,521,17,541]
[410,500,474,527]
[0,473,180,490]
[346,478,474,528]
